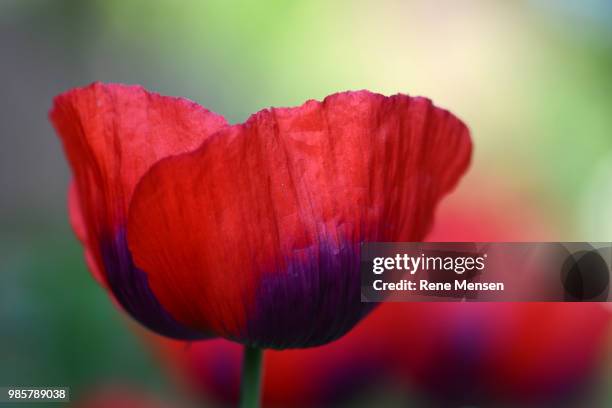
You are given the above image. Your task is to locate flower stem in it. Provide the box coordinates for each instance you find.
[240,346,264,408]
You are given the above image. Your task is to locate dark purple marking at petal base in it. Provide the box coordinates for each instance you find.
[100,229,204,340]
[246,240,375,349]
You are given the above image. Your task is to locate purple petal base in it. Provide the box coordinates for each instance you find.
[100,229,204,340]
[246,239,375,349]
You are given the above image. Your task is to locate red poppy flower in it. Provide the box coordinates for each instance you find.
[50,82,471,347]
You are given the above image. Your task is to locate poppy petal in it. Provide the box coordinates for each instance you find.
[127,90,471,348]
[50,82,227,338]
[68,181,107,288]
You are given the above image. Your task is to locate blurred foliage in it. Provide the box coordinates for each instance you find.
[0,221,176,403]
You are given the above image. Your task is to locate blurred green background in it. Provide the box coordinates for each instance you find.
[1,0,612,406]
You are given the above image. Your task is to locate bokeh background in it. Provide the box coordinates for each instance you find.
[1,0,612,406]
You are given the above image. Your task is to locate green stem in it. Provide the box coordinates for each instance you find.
[240,346,264,408]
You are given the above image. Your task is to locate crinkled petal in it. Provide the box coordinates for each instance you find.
[127,90,471,348]
[50,82,227,338]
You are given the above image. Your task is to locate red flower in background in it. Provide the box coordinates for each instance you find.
[393,302,609,406]
[145,186,611,406]
[50,82,471,348]
[149,304,610,407]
